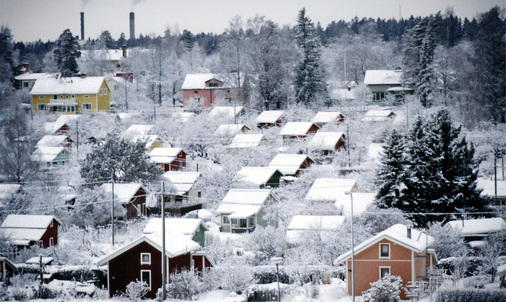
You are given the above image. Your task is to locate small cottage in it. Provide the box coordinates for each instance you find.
[100,183,149,220]
[0,214,61,249]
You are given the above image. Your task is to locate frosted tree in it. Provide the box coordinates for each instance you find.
[53,29,81,77]
[294,8,328,107]
[362,274,403,302]
[80,132,163,186]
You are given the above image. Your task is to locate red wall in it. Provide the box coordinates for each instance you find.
[39,219,59,248]
[125,188,147,220]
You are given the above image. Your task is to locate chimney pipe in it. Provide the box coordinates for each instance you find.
[122,45,127,58]
[129,12,135,41]
[80,12,85,40]
[407,226,412,239]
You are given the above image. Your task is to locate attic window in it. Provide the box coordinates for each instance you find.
[84,95,90,99]
[39,96,45,99]
[209,82,218,87]
[379,243,390,258]
[140,253,151,265]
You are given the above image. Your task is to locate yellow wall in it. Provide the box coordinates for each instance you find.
[31,80,111,114]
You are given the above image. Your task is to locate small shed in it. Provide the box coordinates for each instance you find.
[305,178,357,203]
[361,110,396,122]
[149,148,187,172]
[229,134,267,148]
[307,132,346,155]
[236,167,282,188]
[208,106,245,120]
[279,122,319,142]
[161,171,203,215]
[311,112,345,127]
[100,183,149,220]
[31,147,70,167]
[36,135,74,148]
[268,154,313,177]
[255,110,285,128]
[0,214,61,249]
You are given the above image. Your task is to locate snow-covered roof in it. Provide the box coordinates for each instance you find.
[237,167,280,187]
[15,72,53,81]
[1,214,59,229]
[279,122,318,136]
[286,215,345,245]
[30,76,105,95]
[331,88,356,100]
[368,143,384,164]
[255,110,285,124]
[171,112,196,122]
[307,132,345,151]
[334,224,434,265]
[477,178,506,197]
[181,73,225,89]
[31,147,67,162]
[132,135,162,149]
[149,148,184,164]
[143,218,208,235]
[125,124,154,137]
[162,171,201,195]
[311,112,344,125]
[208,106,245,119]
[216,189,275,215]
[36,135,72,148]
[100,183,146,205]
[361,110,396,122]
[26,257,54,265]
[334,192,375,216]
[447,218,506,236]
[214,124,250,137]
[305,178,357,202]
[56,115,79,125]
[268,154,311,176]
[229,134,266,148]
[97,231,200,266]
[363,70,403,85]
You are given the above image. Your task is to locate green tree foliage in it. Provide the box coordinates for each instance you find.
[294,8,328,107]
[0,26,14,83]
[80,133,163,186]
[375,109,490,228]
[99,30,115,49]
[472,6,506,123]
[53,29,81,77]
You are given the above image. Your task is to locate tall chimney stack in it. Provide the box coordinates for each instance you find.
[129,12,135,41]
[80,12,85,40]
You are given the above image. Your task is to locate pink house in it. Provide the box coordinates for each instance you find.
[182,74,231,109]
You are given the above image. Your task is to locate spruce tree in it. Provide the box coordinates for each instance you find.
[375,109,489,228]
[294,8,328,107]
[53,29,81,77]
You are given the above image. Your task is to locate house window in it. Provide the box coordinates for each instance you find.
[194,91,198,94]
[71,95,75,98]
[140,270,151,290]
[231,218,238,226]
[222,216,229,224]
[60,95,63,98]
[379,267,391,279]
[65,95,69,99]
[100,89,103,95]
[114,85,119,90]
[83,95,90,99]
[49,237,54,246]
[197,191,202,198]
[50,220,53,227]
[82,103,92,111]
[38,104,47,111]
[249,217,254,226]
[39,240,43,248]
[39,96,45,99]
[104,88,108,95]
[373,92,385,101]
[53,95,58,99]
[140,253,151,265]
[23,82,29,88]
[380,243,390,258]
[209,82,218,87]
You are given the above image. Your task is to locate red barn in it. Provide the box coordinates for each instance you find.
[0,215,61,249]
[98,231,213,299]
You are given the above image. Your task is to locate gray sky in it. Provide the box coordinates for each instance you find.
[1,0,504,42]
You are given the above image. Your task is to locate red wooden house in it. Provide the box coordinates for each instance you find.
[268,154,313,177]
[100,183,149,220]
[0,214,61,249]
[182,74,231,109]
[97,231,213,299]
[310,111,345,127]
[334,224,437,300]
[149,148,187,172]
[307,132,346,156]
[279,122,319,143]
[255,110,285,128]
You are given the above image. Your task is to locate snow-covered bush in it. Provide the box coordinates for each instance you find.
[244,226,286,265]
[125,279,149,301]
[435,289,506,302]
[166,270,202,300]
[362,274,403,302]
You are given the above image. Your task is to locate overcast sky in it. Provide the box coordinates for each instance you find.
[1,0,504,42]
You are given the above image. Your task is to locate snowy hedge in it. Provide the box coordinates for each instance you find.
[436,289,506,302]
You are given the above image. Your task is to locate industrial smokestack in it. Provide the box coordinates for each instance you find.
[129,12,135,40]
[80,12,85,40]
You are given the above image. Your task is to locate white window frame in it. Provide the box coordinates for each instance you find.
[379,266,391,279]
[82,103,92,111]
[104,88,108,95]
[379,243,390,259]
[140,253,151,265]
[100,88,103,95]
[49,237,54,246]
[140,270,151,290]
[222,215,229,224]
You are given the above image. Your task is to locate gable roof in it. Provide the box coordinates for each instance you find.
[255,110,285,124]
[311,112,344,125]
[268,154,311,175]
[361,110,396,122]
[307,132,345,151]
[305,178,357,202]
[237,167,280,187]
[100,183,147,205]
[36,135,72,148]
[214,124,250,137]
[182,73,225,89]
[279,122,319,136]
[363,70,402,85]
[208,106,245,119]
[229,134,266,148]
[125,124,154,137]
[15,72,53,81]
[162,171,201,195]
[149,148,185,164]
[143,218,208,236]
[31,147,68,162]
[334,224,434,265]
[30,76,105,95]
[447,218,506,236]
[97,231,200,266]
[217,189,276,217]
[1,214,61,245]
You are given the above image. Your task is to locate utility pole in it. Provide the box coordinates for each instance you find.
[111,172,115,246]
[161,182,166,300]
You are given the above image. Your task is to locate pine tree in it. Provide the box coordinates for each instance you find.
[294,8,328,107]
[53,29,81,77]
[375,109,490,228]
[99,30,115,49]
[80,133,163,186]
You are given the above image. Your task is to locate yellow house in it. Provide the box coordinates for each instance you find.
[30,75,110,114]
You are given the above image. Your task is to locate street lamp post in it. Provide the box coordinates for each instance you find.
[345,191,355,302]
[271,256,283,302]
